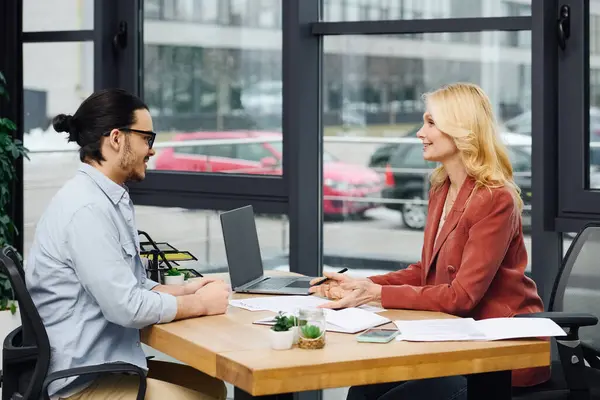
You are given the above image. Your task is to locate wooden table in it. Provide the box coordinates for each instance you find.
[142,273,550,400]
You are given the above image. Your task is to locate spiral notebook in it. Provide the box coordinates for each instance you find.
[253,307,391,334]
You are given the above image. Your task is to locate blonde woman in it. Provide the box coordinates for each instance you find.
[310,83,549,399]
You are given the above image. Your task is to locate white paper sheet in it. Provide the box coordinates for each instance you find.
[394,317,566,342]
[358,304,386,313]
[253,307,390,334]
[229,295,328,313]
[474,317,567,341]
[229,296,385,313]
[394,318,487,341]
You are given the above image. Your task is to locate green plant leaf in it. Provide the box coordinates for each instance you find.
[301,324,322,339]
[271,311,292,332]
[0,118,16,132]
[166,268,182,276]
[0,71,23,308]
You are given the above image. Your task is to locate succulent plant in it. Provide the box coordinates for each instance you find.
[301,324,323,339]
[271,312,296,332]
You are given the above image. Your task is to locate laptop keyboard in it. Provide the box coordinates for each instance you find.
[248,277,296,290]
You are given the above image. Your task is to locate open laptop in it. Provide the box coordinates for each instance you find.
[219,205,313,295]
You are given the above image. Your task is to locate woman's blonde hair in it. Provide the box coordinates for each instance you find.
[424,82,523,211]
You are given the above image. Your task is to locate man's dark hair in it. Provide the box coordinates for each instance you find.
[52,88,149,163]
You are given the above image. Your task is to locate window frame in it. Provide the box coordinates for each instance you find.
[555,0,600,231]
[101,0,564,309]
[127,0,288,210]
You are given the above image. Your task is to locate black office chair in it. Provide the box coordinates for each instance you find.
[0,246,147,400]
[513,223,600,399]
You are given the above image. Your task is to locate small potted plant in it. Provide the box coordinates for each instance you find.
[163,268,185,285]
[297,307,326,349]
[298,324,326,349]
[183,270,193,281]
[269,312,296,350]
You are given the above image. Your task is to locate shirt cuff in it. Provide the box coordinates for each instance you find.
[156,292,178,324]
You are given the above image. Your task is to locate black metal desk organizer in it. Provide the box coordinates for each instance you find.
[137,230,202,283]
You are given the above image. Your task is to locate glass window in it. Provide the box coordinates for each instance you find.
[23,0,93,31]
[400,144,429,168]
[320,33,532,347]
[197,0,220,23]
[255,0,279,28]
[174,145,198,155]
[591,7,600,188]
[322,0,531,21]
[210,144,235,158]
[135,209,290,281]
[229,0,249,26]
[235,143,272,162]
[22,42,94,257]
[143,0,282,176]
[325,0,344,21]
[163,0,194,21]
[145,0,162,19]
[508,146,531,173]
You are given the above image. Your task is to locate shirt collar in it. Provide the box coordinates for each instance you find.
[78,162,128,205]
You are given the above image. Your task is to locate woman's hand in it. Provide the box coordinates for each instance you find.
[320,278,382,309]
[309,272,355,299]
[309,272,382,308]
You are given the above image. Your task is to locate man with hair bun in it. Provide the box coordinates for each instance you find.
[26,88,230,400]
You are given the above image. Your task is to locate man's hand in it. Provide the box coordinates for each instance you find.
[183,277,222,295]
[193,281,231,316]
[318,279,382,309]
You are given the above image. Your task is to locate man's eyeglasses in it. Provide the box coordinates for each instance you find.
[103,127,157,149]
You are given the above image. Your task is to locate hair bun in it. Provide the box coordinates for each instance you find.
[52,114,78,142]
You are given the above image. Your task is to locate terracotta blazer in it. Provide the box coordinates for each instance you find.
[368,176,550,387]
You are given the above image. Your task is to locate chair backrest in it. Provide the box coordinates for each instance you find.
[1,247,50,400]
[1,246,33,347]
[549,223,600,347]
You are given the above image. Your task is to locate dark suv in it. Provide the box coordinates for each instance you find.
[368,136,532,231]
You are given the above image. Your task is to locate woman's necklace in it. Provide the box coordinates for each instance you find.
[443,187,458,221]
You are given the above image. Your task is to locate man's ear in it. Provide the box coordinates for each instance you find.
[107,128,121,149]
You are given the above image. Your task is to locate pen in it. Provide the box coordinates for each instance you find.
[310,268,348,287]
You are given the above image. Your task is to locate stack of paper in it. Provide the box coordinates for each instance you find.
[393,317,567,342]
[228,295,389,334]
[229,295,385,313]
[254,307,390,334]
[229,295,327,313]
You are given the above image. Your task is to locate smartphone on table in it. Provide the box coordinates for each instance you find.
[356,328,399,343]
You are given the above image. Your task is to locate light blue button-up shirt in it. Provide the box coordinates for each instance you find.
[25,163,178,398]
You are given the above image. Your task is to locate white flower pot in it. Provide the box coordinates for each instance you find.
[269,329,295,350]
[163,274,185,285]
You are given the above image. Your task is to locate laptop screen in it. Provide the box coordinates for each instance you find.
[219,205,264,289]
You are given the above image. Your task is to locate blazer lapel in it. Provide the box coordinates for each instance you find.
[424,177,476,278]
[422,181,446,275]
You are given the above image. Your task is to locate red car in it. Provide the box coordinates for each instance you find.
[153,131,384,217]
